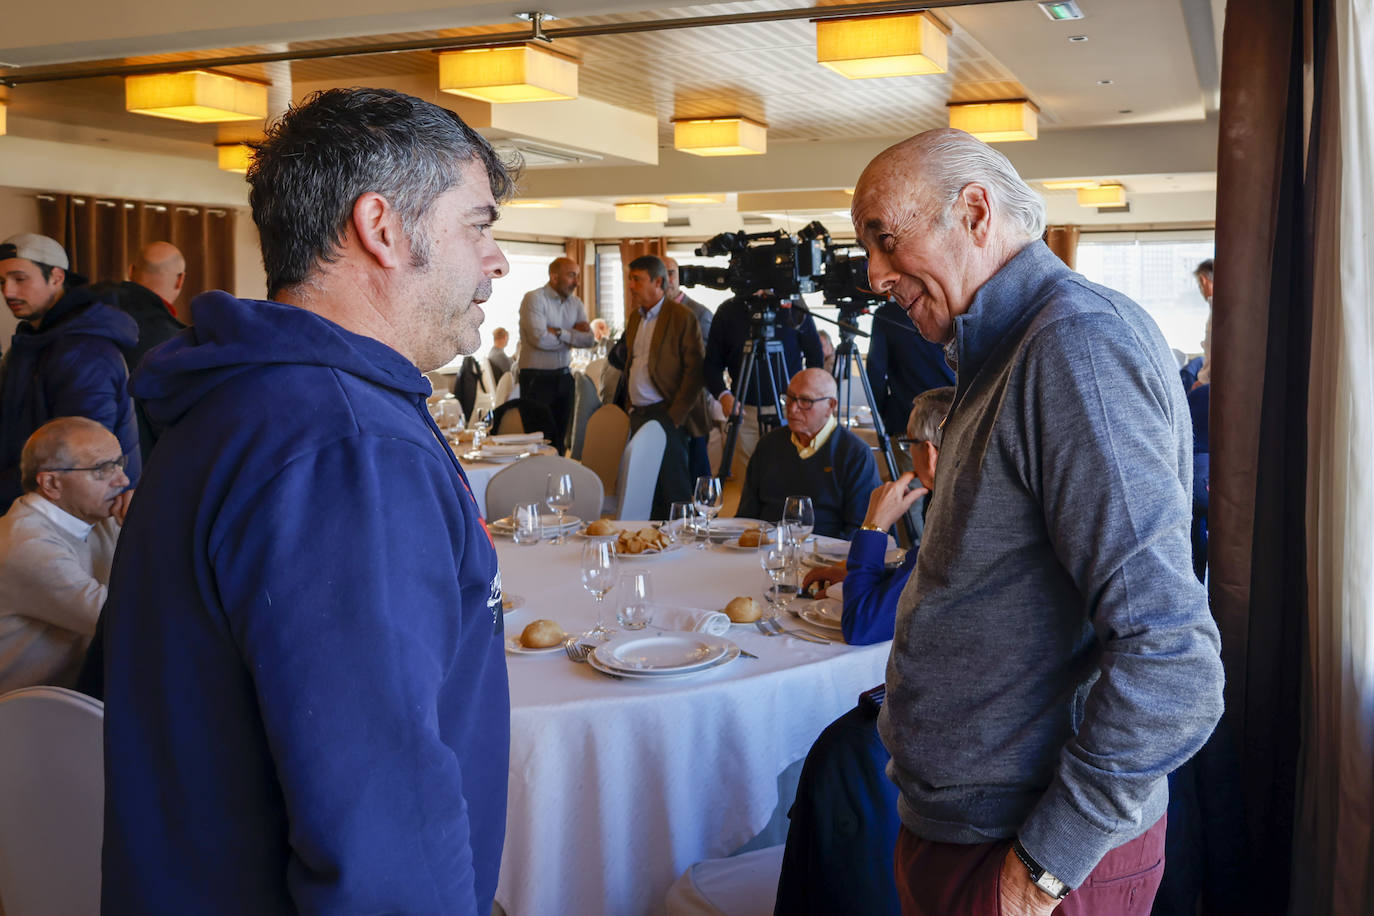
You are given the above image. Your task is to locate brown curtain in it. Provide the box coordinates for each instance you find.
[1043,226,1079,269]
[618,237,667,325]
[1209,0,1320,910]
[37,193,236,321]
[564,238,593,320]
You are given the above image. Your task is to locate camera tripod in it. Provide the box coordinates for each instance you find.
[827,312,918,545]
[716,328,791,480]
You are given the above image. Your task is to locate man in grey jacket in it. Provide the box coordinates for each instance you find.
[851,129,1223,916]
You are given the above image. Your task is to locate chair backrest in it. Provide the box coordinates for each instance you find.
[0,686,105,916]
[615,419,667,521]
[569,372,601,460]
[496,406,525,435]
[583,357,608,392]
[484,455,605,522]
[493,370,516,407]
[581,404,631,496]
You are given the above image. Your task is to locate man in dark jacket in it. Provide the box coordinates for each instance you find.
[100,88,514,916]
[0,233,141,512]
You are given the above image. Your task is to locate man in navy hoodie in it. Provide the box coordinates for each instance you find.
[0,233,141,512]
[100,88,514,915]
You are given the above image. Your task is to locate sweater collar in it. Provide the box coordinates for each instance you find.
[951,240,1072,383]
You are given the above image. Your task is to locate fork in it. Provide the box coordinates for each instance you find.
[755,617,832,645]
[563,638,624,678]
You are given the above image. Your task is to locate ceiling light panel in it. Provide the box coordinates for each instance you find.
[947,100,1039,142]
[673,117,766,157]
[816,12,949,80]
[615,202,668,222]
[125,71,268,123]
[1077,184,1127,207]
[438,45,578,103]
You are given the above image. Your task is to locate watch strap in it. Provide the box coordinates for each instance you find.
[1012,838,1070,900]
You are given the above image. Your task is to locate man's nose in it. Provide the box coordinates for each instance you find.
[867,251,897,294]
[486,243,510,279]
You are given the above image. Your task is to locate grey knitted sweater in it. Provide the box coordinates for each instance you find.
[878,241,1224,888]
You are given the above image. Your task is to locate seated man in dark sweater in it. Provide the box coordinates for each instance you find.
[736,368,880,539]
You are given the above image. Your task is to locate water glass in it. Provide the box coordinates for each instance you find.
[581,537,619,640]
[471,407,493,450]
[693,476,723,549]
[512,502,543,546]
[617,570,654,630]
[667,501,696,547]
[761,544,796,617]
[437,399,465,436]
[545,473,576,544]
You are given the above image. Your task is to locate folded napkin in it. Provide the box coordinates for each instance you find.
[654,606,731,637]
[826,580,844,601]
[479,443,530,456]
[491,432,544,444]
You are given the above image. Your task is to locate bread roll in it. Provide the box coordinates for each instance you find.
[722,596,762,623]
[737,528,764,548]
[586,518,618,537]
[520,619,567,648]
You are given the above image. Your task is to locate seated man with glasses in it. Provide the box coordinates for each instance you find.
[0,416,130,693]
[737,368,880,539]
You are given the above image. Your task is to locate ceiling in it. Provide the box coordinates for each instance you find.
[0,0,1224,238]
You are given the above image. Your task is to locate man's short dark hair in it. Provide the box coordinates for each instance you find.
[248,88,518,297]
[628,255,667,286]
[907,386,955,447]
[1194,258,1214,280]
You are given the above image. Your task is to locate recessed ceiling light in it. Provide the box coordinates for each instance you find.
[1097,79,1113,85]
[1068,35,1089,42]
[1038,1,1085,20]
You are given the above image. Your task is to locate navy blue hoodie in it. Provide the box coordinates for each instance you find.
[100,292,509,915]
[0,286,141,510]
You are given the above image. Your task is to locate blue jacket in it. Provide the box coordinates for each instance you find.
[100,292,509,915]
[841,528,918,645]
[864,301,955,435]
[703,296,824,405]
[0,286,140,510]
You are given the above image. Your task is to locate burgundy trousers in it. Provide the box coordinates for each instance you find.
[893,816,1167,916]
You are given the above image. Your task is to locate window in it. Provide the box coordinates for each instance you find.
[1075,231,1215,356]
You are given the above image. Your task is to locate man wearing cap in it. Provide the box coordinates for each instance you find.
[0,234,141,512]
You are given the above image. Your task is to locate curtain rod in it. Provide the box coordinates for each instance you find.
[1,0,1010,86]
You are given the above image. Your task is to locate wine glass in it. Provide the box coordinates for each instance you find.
[782,495,815,550]
[471,407,493,451]
[512,502,543,546]
[581,537,619,640]
[545,473,576,544]
[692,476,723,550]
[617,570,654,630]
[761,541,796,617]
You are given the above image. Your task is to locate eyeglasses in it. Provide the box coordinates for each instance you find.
[783,393,832,410]
[43,453,128,481]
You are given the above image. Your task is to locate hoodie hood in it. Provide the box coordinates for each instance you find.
[133,291,432,429]
[10,285,138,353]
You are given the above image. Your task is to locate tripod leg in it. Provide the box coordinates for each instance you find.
[850,349,917,545]
[718,344,757,478]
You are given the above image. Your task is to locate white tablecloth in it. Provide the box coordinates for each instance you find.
[494,537,889,916]
[458,458,501,517]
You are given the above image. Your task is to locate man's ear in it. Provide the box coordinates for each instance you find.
[34,471,63,502]
[351,191,405,270]
[172,272,186,294]
[958,183,994,247]
[914,441,938,489]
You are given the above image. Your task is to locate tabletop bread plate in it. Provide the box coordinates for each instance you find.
[592,632,737,675]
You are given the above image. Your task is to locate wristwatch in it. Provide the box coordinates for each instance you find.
[1011,839,1071,900]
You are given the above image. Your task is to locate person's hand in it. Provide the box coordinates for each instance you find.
[547,325,562,336]
[863,473,927,532]
[998,848,1061,916]
[571,321,592,333]
[719,392,736,416]
[111,489,135,526]
[802,564,846,596]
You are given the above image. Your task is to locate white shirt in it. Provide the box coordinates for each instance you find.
[518,284,596,370]
[0,493,119,693]
[629,298,666,407]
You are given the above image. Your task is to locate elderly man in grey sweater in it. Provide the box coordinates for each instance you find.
[851,129,1224,916]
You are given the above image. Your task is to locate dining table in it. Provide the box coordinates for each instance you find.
[493,526,891,916]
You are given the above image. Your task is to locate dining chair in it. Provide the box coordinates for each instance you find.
[583,356,608,392]
[492,371,516,407]
[664,845,785,916]
[492,398,558,445]
[0,686,105,916]
[613,419,666,521]
[484,454,605,522]
[568,371,601,460]
[580,404,631,500]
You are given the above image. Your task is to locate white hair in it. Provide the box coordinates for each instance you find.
[919,130,1046,240]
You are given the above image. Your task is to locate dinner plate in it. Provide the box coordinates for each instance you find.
[799,601,843,631]
[462,450,528,464]
[489,514,582,535]
[588,642,740,679]
[504,637,566,656]
[489,433,546,445]
[592,632,735,674]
